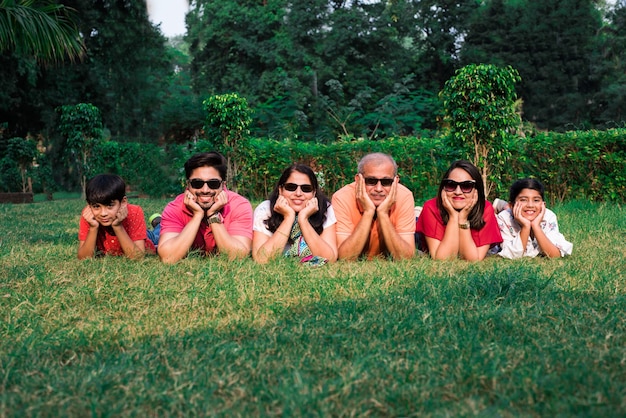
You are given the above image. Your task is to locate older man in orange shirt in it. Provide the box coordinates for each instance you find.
[331,153,416,260]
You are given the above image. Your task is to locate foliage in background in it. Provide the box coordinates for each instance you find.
[0,0,85,63]
[3,137,37,192]
[2,129,624,204]
[233,129,626,203]
[440,64,522,196]
[56,103,102,197]
[461,0,604,130]
[88,141,181,198]
[202,93,253,191]
[0,0,171,143]
[2,0,626,147]
[513,129,626,202]
[234,135,455,202]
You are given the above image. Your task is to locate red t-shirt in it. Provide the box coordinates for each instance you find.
[78,203,155,256]
[415,198,502,253]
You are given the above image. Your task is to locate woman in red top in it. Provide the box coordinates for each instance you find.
[416,160,502,261]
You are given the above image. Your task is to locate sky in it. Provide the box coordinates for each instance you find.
[146,0,189,37]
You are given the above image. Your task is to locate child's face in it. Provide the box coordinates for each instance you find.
[89,199,124,226]
[513,188,543,221]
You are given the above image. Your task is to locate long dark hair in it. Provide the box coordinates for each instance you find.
[264,164,330,239]
[436,160,486,230]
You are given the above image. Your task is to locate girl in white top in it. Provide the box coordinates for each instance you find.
[496,178,573,259]
[252,164,337,264]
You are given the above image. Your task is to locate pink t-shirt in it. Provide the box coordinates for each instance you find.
[78,203,155,255]
[160,189,253,254]
[415,198,502,252]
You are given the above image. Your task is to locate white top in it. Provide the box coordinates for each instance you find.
[496,208,573,259]
[253,200,337,236]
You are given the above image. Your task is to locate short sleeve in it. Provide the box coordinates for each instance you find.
[253,200,272,236]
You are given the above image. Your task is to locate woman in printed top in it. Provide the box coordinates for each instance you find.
[496,178,573,259]
[415,160,502,261]
[252,164,337,265]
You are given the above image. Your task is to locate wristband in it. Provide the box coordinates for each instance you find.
[207,213,223,224]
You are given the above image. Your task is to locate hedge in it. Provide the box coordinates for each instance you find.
[7,129,622,203]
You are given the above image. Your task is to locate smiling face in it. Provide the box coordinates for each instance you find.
[187,166,224,210]
[280,171,315,213]
[444,168,475,211]
[360,160,396,207]
[89,199,125,226]
[513,188,543,221]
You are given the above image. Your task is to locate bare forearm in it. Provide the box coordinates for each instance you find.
[458,230,485,261]
[253,215,295,263]
[376,214,414,259]
[158,218,203,263]
[212,224,251,259]
[299,222,337,262]
[431,226,460,260]
[112,225,144,259]
[533,226,561,258]
[337,212,374,260]
[78,227,98,259]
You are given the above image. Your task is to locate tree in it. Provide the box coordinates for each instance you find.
[58,0,172,142]
[461,0,603,130]
[57,103,103,196]
[406,0,480,91]
[5,137,37,192]
[202,93,252,191]
[0,0,85,139]
[440,64,521,197]
[590,0,626,126]
[158,37,204,144]
[0,0,85,63]
[187,0,436,141]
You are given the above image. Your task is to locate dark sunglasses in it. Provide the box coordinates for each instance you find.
[283,183,314,193]
[442,179,476,193]
[364,177,394,187]
[189,178,223,189]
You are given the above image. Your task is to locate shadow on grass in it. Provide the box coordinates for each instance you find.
[2,263,624,417]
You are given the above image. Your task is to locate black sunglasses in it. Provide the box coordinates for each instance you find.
[364,177,394,187]
[283,183,314,193]
[442,179,476,193]
[189,178,223,189]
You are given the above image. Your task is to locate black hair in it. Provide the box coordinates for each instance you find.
[436,160,486,230]
[184,152,228,180]
[509,178,545,203]
[85,174,126,205]
[264,164,330,240]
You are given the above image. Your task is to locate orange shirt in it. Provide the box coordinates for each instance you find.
[332,182,415,259]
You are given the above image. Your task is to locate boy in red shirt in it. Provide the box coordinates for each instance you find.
[78,174,155,259]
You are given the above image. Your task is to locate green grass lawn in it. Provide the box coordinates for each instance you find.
[0,198,624,416]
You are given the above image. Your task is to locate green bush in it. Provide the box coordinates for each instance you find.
[234,129,625,204]
[28,128,621,203]
[516,129,626,202]
[236,136,460,202]
[89,141,180,197]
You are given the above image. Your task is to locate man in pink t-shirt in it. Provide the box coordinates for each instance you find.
[158,152,253,263]
[331,153,415,260]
